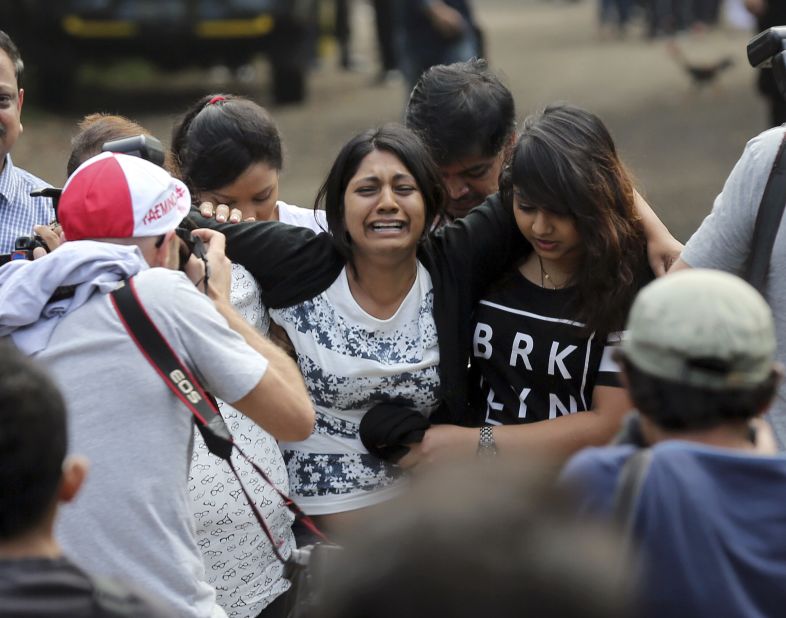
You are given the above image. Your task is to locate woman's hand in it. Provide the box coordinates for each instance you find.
[198,201,255,224]
[399,425,478,469]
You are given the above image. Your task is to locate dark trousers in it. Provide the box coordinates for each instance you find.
[334,0,351,67]
[373,0,398,71]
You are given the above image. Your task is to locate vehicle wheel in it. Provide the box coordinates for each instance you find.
[271,62,306,105]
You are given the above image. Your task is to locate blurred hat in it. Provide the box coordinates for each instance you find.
[59,152,191,241]
[622,270,775,390]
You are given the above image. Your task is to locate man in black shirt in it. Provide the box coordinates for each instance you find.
[405,58,516,221]
[0,343,171,618]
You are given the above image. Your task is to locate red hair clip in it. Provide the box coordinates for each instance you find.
[208,95,226,105]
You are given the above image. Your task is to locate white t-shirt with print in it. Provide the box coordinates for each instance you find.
[272,262,441,515]
[277,201,326,232]
[189,264,293,618]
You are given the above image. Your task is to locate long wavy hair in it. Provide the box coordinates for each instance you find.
[500,104,647,335]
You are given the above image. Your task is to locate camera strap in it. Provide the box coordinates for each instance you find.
[109,277,328,562]
[746,130,786,293]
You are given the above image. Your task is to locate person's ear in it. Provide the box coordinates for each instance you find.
[151,229,177,268]
[772,363,784,386]
[17,88,23,132]
[58,455,89,504]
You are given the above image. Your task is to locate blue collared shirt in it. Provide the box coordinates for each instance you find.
[0,155,54,253]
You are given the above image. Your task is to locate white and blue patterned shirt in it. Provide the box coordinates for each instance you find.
[0,155,54,253]
[273,262,441,515]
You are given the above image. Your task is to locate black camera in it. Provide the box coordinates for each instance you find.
[1,134,169,267]
[748,27,786,101]
[101,135,165,168]
[0,234,47,265]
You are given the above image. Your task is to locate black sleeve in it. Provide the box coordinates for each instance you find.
[428,193,530,302]
[190,211,344,308]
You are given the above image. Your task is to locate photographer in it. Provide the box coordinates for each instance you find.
[671,123,786,450]
[0,153,313,618]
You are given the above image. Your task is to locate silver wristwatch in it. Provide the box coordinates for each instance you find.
[477,426,497,457]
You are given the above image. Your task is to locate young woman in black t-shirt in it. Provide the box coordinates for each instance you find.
[409,104,652,463]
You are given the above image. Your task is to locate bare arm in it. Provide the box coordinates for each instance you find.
[213,298,314,442]
[635,191,684,276]
[667,257,692,273]
[188,228,314,441]
[423,1,466,38]
[404,385,631,466]
[744,0,766,17]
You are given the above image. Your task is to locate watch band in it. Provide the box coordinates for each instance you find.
[477,425,497,457]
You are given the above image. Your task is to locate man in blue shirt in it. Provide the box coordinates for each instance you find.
[0,30,53,254]
[562,270,786,618]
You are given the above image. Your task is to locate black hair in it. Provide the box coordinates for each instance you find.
[0,30,23,87]
[170,94,283,196]
[500,103,647,336]
[622,357,777,431]
[315,123,446,270]
[405,59,516,165]
[0,342,67,539]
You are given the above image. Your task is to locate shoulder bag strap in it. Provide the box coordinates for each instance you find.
[612,448,654,538]
[110,279,328,561]
[745,130,786,293]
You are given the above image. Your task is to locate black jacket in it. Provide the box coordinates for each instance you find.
[193,193,528,425]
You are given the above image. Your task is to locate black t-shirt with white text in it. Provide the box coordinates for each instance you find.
[468,269,623,426]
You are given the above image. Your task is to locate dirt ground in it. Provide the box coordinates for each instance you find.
[13,0,768,242]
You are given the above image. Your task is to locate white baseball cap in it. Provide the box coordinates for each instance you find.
[622,270,776,390]
[59,151,191,241]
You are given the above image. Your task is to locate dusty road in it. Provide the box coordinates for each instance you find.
[13,0,767,241]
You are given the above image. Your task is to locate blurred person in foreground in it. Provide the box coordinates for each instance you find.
[0,153,313,617]
[0,343,172,617]
[562,270,785,618]
[0,30,53,254]
[310,461,634,618]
